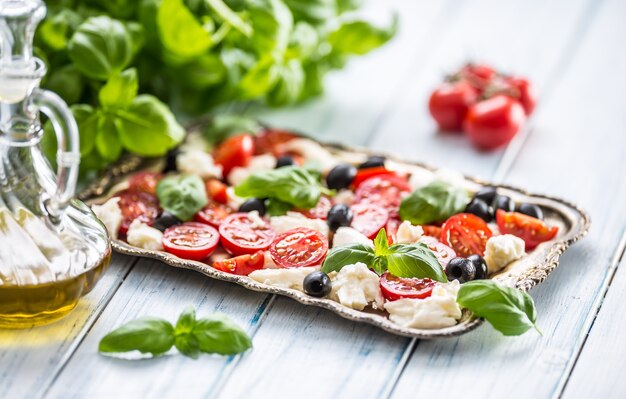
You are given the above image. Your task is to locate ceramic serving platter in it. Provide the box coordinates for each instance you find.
[83,126,590,339]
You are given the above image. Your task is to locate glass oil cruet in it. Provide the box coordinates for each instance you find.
[0,0,111,328]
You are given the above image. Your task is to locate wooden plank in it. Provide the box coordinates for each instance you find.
[390,0,626,397]
[562,233,626,399]
[43,258,270,398]
[0,254,136,399]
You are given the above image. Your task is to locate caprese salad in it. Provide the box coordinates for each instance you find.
[93,128,558,331]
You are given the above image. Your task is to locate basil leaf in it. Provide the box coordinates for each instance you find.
[157,0,212,62]
[68,16,132,80]
[156,174,208,221]
[192,314,252,355]
[98,317,175,356]
[399,181,469,225]
[99,68,138,108]
[96,116,123,161]
[45,64,84,104]
[321,244,376,274]
[265,198,293,216]
[457,280,540,336]
[387,243,448,282]
[234,166,322,209]
[374,228,389,256]
[328,16,398,55]
[174,307,200,359]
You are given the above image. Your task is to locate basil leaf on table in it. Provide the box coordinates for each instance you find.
[457,280,540,336]
[321,244,377,274]
[99,317,175,356]
[156,174,208,221]
[234,166,322,209]
[399,181,470,225]
[387,243,448,282]
[192,314,253,356]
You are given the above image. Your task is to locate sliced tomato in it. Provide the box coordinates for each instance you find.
[115,190,160,235]
[418,236,456,268]
[214,134,255,176]
[355,174,410,218]
[128,172,163,195]
[385,218,401,244]
[213,251,265,276]
[163,222,219,261]
[298,196,332,219]
[219,213,275,256]
[350,203,389,239]
[194,202,233,227]
[269,227,328,268]
[380,272,437,301]
[440,213,493,257]
[206,179,228,204]
[496,210,558,250]
[422,225,443,238]
[352,167,397,188]
[254,129,298,156]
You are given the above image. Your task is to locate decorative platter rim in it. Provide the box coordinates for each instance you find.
[82,125,591,339]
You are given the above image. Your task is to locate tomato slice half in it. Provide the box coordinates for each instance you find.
[219,213,275,256]
[352,167,397,188]
[214,134,255,176]
[128,172,163,195]
[269,227,328,268]
[418,236,456,268]
[355,174,410,218]
[213,251,265,276]
[496,209,558,250]
[163,222,219,261]
[440,213,493,257]
[380,272,437,301]
[194,201,233,227]
[350,203,389,239]
[115,190,160,235]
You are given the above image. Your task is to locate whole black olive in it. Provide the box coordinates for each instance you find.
[239,198,266,215]
[473,186,497,204]
[465,198,493,222]
[163,147,180,172]
[327,204,353,232]
[467,254,488,279]
[516,203,543,220]
[153,212,181,232]
[358,155,386,169]
[303,271,332,297]
[493,195,515,213]
[326,164,357,190]
[445,257,477,283]
[276,155,295,168]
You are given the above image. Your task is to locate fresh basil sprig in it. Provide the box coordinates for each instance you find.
[321,229,447,282]
[99,307,252,358]
[399,181,469,225]
[156,174,208,221]
[235,166,326,210]
[457,280,541,336]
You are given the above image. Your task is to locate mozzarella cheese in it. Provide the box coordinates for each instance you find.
[91,197,123,239]
[330,262,384,310]
[227,154,277,186]
[249,267,319,291]
[333,189,356,206]
[247,211,268,228]
[332,227,374,248]
[179,131,210,153]
[283,138,339,172]
[395,221,424,244]
[408,168,436,190]
[484,234,526,273]
[384,281,462,329]
[434,168,466,187]
[226,186,246,209]
[126,219,164,251]
[270,212,330,238]
[176,150,223,179]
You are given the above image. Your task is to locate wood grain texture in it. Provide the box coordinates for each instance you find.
[391,0,626,397]
[0,254,136,399]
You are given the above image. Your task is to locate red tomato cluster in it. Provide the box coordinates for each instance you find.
[428,63,537,150]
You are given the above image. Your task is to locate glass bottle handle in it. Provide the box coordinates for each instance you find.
[28,88,80,222]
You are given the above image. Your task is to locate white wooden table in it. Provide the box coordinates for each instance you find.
[2,0,625,398]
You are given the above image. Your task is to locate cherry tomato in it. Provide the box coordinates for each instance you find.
[254,129,298,156]
[496,209,558,250]
[380,272,437,301]
[115,190,160,235]
[418,236,456,268]
[460,63,497,91]
[385,218,401,244]
[428,81,479,131]
[350,203,389,239]
[352,167,397,188]
[205,179,228,204]
[214,134,255,176]
[298,196,332,219]
[213,251,265,276]
[464,95,526,151]
[355,175,410,218]
[163,222,219,261]
[269,227,328,268]
[505,77,537,115]
[128,172,162,195]
[194,201,233,227]
[440,213,493,257]
[422,225,442,238]
[219,213,275,256]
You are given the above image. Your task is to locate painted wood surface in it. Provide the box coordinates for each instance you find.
[1,0,624,398]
